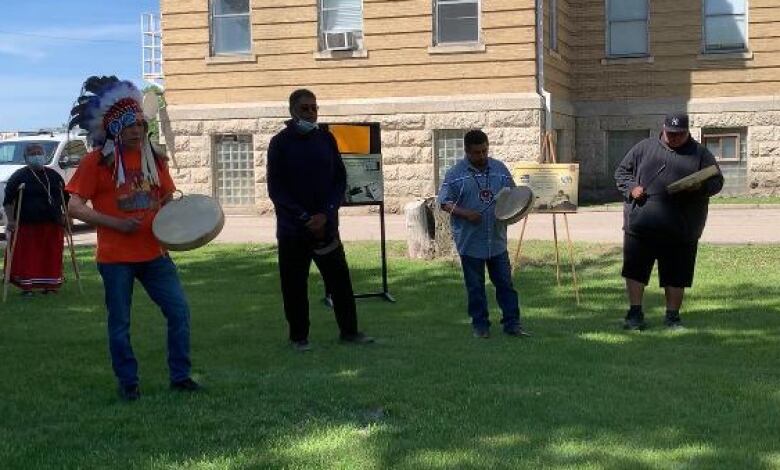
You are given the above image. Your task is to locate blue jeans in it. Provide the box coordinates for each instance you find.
[97,255,191,387]
[460,251,521,331]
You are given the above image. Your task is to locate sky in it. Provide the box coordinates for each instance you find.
[0,0,159,131]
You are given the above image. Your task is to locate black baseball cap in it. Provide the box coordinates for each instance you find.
[663,113,689,132]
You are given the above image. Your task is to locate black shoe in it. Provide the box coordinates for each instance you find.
[340,332,375,344]
[664,313,683,329]
[623,315,647,331]
[118,384,140,401]
[504,325,531,337]
[291,339,312,352]
[170,378,202,392]
[472,328,490,339]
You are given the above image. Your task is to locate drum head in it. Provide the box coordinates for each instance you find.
[153,194,225,251]
[667,165,720,194]
[495,186,534,225]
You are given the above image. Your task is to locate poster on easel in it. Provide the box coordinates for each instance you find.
[511,163,579,213]
[322,123,384,204]
[319,122,394,303]
[510,131,580,305]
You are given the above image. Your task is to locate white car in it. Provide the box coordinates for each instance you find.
[0,133,88,232]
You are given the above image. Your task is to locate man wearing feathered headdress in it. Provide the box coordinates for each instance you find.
[66,76,200,401]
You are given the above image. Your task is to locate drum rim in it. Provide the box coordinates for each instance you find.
[152,194,225,251]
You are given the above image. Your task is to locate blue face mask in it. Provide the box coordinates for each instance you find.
[296,119,318,133]
[27,155,46,167]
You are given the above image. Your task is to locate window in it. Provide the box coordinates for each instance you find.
[703,127,747,195]
[703,132,741,161]
[606,0,648,57]
[210,0,251,55]
[214,135,255,206]
[0,141,58,165]
[703,0,747,52]
[549,0,558,52]
[60,140,87,168]
[606,130,650,196]
[434,129,467,188]
[434,0,480,45]
[319,0,364,51]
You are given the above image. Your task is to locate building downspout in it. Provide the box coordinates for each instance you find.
[536,0,552,132]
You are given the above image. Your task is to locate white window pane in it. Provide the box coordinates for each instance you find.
[214,0,249,15]
[609,21,647,55]
[322,5,363,32]
[722,137,738,159]
[213,16,251,53]
[608,0,647,21]
[705,16,746,50]
[438,3,479,43]
[705,0,746,15]
[216,135,255,205]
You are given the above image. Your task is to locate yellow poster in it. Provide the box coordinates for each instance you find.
[511,163,579,213]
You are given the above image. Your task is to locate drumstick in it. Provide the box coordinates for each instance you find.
[4,184,25,303]
[59,185,83,294]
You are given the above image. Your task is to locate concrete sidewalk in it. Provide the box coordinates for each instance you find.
[68,207,780,246]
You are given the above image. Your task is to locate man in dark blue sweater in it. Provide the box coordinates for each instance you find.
[614,113,724,330]
[267,89,373,351]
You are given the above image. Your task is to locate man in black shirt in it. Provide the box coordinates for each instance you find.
[614,113,724,330]
[267,89,373,351]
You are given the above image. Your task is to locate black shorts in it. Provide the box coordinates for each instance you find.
[621,233,698,288]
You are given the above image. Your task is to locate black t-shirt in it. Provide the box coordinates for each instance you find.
[2,167,67,224]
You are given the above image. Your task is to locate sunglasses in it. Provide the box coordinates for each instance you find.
[297,104,319,112]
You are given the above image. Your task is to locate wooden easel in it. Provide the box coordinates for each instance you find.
[511,131,581,305]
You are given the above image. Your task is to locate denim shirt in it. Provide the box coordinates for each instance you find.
[437,157,516,259]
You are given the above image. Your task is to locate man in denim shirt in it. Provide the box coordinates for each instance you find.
[438,130,529,338]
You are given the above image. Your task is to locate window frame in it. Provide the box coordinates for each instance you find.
[209,0,253,57]
[605,0,649,58]
[433,0,482,47]
[701,0,749,54]
[702,132,742,162]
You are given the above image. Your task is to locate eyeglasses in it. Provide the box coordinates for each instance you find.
[297,104,319,112]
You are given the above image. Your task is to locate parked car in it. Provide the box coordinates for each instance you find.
[0,133,88,235]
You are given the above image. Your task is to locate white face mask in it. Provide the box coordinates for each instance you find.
[27,155,46,167]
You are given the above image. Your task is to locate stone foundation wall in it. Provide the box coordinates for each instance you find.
[573,97,780,201]
[162,95,544,214]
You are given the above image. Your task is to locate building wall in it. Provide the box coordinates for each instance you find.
[164,94,544,213]
[543,0,573,101]
[161,0,539,106]
[570,0,780,101]
[574,96,780,200]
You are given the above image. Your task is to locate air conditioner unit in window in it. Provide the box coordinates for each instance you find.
[323,31,358,51]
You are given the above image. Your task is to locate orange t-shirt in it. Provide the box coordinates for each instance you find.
[66,149,176,263]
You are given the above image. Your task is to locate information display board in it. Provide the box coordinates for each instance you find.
[511,163,579,213]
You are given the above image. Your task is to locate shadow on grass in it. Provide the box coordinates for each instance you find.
[0,242,778,468]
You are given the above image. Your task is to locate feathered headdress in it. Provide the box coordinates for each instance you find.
[68,76,160,187]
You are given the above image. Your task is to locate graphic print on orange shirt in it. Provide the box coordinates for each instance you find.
[116,169,159,212]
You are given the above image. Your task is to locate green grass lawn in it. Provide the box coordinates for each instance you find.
[1,242,779,469]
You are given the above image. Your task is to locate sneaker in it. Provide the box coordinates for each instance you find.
[504,325,531,337]
[291,339,312,352]
[170,378,202,392]
[339,332,375,344]
[472,328,490,339]
[623,315,647,331]
[664,313,683,329]
[118,384,140,401]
